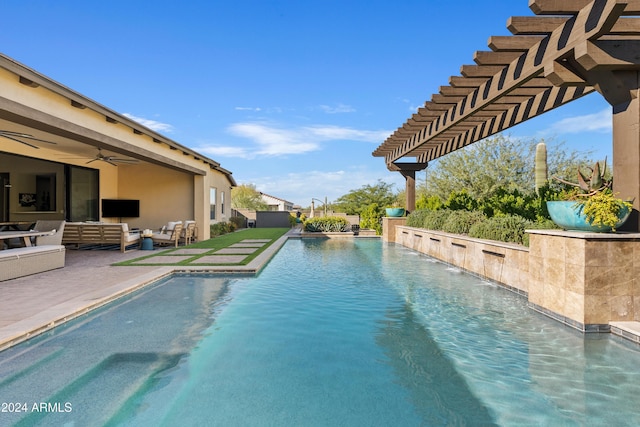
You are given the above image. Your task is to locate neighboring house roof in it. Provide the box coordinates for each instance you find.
[259,192,293,206]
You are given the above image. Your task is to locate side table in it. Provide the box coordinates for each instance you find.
[141,236,154,250]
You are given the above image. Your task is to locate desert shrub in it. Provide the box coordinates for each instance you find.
[441,210,486,234]
[229,216,245,229]
[481,188,538,220]
[210,221,231,236]
[360,203,383,234]
[304,216,350,232]
[468,215,532,245]
[422,209,452,230]
[406,209,432,228]
[415,194,443,211]
[445,189,479,211]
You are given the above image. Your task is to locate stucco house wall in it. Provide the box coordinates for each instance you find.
[0,54,235,240]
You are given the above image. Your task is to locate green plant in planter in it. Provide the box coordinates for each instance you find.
[385,198,406,217]
[551,159,632,231]
[579,190,632,231]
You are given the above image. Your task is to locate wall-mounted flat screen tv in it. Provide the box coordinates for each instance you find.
[101,199,140,218]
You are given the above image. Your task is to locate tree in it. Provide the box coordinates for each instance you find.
[231,184,268,210]
[333,180,397,215]
[420,134,593,200]
[360,203,383,235]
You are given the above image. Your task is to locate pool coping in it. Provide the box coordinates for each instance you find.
[0,231,291,352]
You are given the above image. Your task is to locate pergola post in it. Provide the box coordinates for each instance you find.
[597,71,640,231]
[401,170,416,213]
[612,91,640,231]
[389,162,427,214]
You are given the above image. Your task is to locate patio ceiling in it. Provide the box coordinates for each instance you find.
[373,0,640,170]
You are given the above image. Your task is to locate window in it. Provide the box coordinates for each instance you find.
[221,191,225,215]
[210,187,217,220]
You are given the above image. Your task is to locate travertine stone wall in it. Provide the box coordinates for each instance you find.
[392,226,640,331]
[382,217,407,243]
[395,226,529,294]
[528,230,640,327]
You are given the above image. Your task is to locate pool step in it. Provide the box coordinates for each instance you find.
[14,352,184,426]
[610,321,640,344]
[0,346,65,389]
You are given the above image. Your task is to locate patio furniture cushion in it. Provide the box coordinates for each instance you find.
[181,220,197,245]
[33,220,66,246]
[152,222,183,247]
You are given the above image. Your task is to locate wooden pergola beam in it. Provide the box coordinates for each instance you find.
[529,0,640,15]
[460,65,505,77]
[375,1,624,162]
[507,16,568,35]
[488,35,545,51]
[474,51,524,65]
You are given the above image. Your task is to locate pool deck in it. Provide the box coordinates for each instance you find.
[0,231,290,352]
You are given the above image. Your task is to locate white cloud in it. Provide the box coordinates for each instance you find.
[306,125,389,142]
[228,122,319,156]
[201,122,392,159]
[549,108,612,134]
[122,113,174,133]
[238,167,405,206]
[199,145,249,158]
[318,103,356,114]
[234,106,262,112]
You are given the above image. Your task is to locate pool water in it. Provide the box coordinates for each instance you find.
[2,238,640,426]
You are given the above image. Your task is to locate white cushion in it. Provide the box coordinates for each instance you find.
[152,232,173,241]
[124,233,140,243]
[166,221,182,231]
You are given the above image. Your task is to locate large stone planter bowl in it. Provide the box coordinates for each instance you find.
[385,207,405,217]
[546,200,631,232]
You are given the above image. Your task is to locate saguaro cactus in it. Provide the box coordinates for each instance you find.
[534,142,547,193]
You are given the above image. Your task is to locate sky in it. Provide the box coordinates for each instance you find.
[1,1,613,207]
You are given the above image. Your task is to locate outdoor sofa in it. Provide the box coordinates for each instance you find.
[62,222,140,252]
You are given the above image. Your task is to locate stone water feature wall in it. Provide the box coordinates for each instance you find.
[386,219,640,332]
[394,225,529,295]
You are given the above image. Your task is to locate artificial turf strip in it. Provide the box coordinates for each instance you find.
[113,228,290,266]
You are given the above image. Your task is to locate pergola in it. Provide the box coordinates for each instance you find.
[373,0,640,230]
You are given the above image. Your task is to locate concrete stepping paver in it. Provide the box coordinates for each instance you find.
[231,243,266,248]
[168,248,212,255]
[192,255,247,264]
[241,239,271,243]
[130,255,195,264]
[216,247,258,254]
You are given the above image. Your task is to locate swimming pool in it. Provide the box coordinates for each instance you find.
[2,238,640,426]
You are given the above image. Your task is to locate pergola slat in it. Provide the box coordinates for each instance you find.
[373,0,626,165]
[507,16,569,35]
[488,36,545,52]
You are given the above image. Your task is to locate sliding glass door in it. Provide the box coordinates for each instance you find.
[66,165,99,222]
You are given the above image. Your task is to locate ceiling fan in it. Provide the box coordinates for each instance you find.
[85,148,139,166]
[0,130,57,149]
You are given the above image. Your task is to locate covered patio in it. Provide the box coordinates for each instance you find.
[0,53,236,241]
